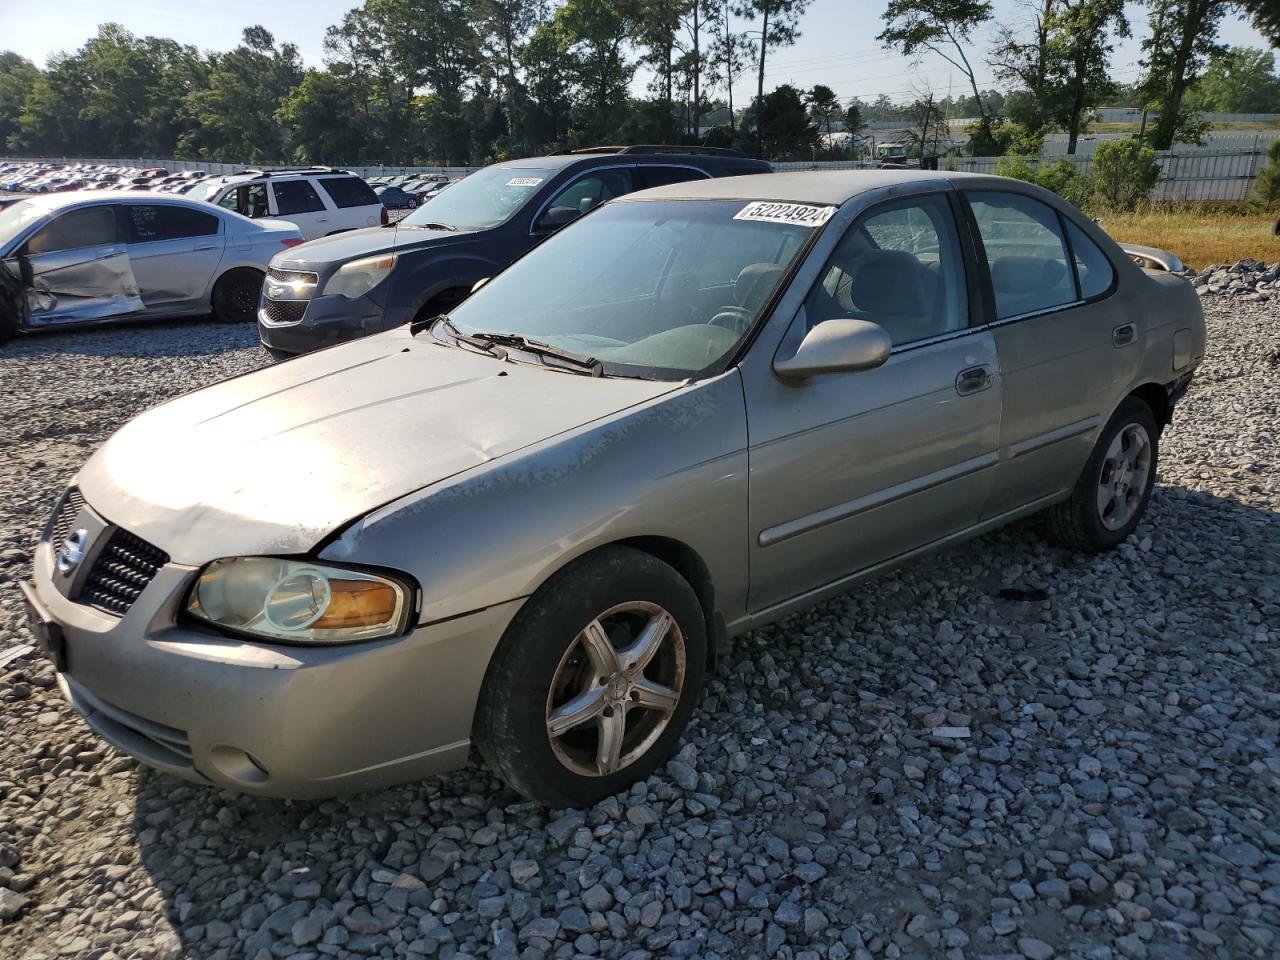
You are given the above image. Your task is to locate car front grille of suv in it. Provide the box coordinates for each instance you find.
[261,298,308,325]
[79,529,170,616]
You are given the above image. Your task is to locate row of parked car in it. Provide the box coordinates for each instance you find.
[1,162,213,196]
[16,141,1205,809]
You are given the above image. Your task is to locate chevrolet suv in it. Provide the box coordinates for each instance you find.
[256,146,771,357]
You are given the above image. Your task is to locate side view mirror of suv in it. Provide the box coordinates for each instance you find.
[533,206,579,236]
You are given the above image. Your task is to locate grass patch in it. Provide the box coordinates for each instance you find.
[1098,206,1280,269]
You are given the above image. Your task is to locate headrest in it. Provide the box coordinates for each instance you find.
[990,256,1067,294]
[735,262,785,310]
[845,249,925,316]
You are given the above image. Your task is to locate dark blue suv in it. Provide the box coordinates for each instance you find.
[257,146,771,357]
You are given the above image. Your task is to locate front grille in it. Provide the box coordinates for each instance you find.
[79,529,169,616]
[261,298,308,325]
[268,267,319,285]
[48,487,85,545]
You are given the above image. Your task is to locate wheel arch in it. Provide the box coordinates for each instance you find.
[1126,382,1170,431]
[599,535,722,673]
[209,264,265,307]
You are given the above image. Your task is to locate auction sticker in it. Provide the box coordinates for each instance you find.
[506,177,544,187]
[734,201,836,227]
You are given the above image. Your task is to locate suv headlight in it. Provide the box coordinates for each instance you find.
[187,558,411,644]
[321,254,397,299]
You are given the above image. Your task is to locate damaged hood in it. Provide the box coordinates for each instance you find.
[76,328,676,564]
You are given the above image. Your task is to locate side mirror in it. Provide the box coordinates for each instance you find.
[773,318,892,380]
[471,277,490,293]
[533,206,579,235]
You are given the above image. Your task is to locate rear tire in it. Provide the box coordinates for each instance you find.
[474,546,707,808]
[211,268,263,324]
[1045,396,1159,552]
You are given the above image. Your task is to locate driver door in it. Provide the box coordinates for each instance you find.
[21,204,144,327]
[745,192,1003,612]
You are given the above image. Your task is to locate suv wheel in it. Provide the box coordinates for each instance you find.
[211,268,263,323]
[1045,396,1159,552]
[474,546,707,807]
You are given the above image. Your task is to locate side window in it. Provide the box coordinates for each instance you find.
[245,184,269,218]
[24,206,119,255]
[272,179,326,216]
[217,190,239,212]
[547,170,634,218]
[124,205,219,243]
[316,176,378,208]
[968,191,1076,320]
[1064,220,1115,300]
[804,194,968,347]
[636,166,710,190]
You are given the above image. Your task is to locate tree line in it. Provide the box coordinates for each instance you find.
[0,0,1277,167]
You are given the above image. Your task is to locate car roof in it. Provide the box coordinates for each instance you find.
[627,170,990,205]
[17,190,218,210]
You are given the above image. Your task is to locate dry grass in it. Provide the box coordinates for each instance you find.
[1099,207,1280,269]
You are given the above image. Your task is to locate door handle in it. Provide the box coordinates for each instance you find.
[955,365,993,396]
[193,243,218,251]
[1112,323,1136,347]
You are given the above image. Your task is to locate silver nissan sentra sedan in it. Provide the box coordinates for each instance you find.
[21,171,1205,806]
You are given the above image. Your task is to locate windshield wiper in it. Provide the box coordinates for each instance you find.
[422,315,508,359]
[470,331,604,376]
[403,221,457,231]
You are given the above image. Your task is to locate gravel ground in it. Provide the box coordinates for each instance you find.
[0,298,1277,960]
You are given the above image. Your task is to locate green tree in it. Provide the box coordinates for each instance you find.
[277,70,371,163]
[879,0,994,143]
[1090,138,1160,210]
[180,27,302,162]
[555,0,634,143]
[746,83,815,159]
[626,0,690,141]
[1045,0,1128,155]
[1184,47,1280,114]
[1254,138,1280,210]
[1237,0,1280,48]
[989,0,1055,142]
[520,21,573,148]
[1138,0,1229,151]
[0,53,40,151]
[475,0,548,151]
[707,0,754,124]
[806,83,840,140]
[737,0,813,157]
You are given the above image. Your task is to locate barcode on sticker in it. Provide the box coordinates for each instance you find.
[734,201,836,226]
[506,177,543,187]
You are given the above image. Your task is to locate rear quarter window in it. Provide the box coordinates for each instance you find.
[316,176,378,209]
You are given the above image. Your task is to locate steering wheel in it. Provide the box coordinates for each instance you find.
[708,305,753,333]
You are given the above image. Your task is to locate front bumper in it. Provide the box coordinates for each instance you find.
[28,539,523,798]
[257,289,390,357]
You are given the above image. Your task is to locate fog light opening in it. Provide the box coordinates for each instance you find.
[208,744,270,786]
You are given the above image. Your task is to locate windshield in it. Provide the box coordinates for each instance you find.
[400,166,555,231]
[0,201,45,254]
[445,199,824,379]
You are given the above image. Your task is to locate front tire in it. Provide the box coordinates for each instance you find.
[211,268,263,324]
[474,546,707,808]
[1045,396,1159,552]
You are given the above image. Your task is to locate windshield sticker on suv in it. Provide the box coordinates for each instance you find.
[733,201,836,227]
[506,177,544,187]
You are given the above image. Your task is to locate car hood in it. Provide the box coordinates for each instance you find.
[275,224,475,270]
[76,328,678,565]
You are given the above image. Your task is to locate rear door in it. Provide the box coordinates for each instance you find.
[313,175,381,233]
[269,178,331,240]
[121,202,225,312]
[962,190,1135,517]
[20,204,144,326]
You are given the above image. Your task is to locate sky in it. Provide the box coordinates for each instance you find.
[1,0,1273,108]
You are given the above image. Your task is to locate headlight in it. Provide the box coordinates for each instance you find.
[321,254,397,299]
[187,558,410,644]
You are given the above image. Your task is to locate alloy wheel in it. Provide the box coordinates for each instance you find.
[1097,422,1152,530]
[545,601,686,777]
